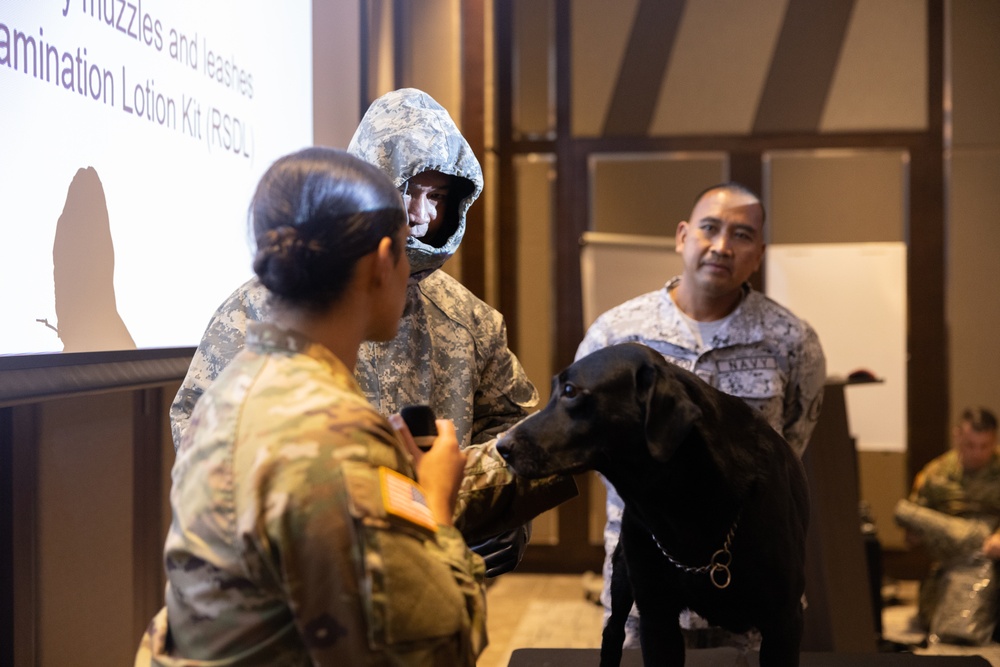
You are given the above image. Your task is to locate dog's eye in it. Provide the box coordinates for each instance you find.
[562,383,579,399]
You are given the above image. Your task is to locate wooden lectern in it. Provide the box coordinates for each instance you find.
[800,379,880,651]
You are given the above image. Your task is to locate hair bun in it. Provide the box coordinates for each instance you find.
[260,226,299,256]
[253,226,311,297]
[249,147,406,309]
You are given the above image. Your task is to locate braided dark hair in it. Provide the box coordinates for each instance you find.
[250,147,406,311]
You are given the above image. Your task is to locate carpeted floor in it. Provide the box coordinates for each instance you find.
[477,574,1000,667]
[478,573,604,667]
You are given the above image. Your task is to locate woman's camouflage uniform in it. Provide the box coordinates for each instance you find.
[138,323,488,665]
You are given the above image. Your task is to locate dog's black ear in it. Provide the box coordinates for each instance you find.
[637,361,702,462]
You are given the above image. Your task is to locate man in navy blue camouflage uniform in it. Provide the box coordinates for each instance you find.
[578,182,826,650]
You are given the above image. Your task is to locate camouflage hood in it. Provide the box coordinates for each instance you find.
[347,88,484,278]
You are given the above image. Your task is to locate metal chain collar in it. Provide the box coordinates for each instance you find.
[652,515,740,590]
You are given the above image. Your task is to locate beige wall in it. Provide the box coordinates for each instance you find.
[947,0,1000,420]
[10,385,177,666]
[36,393,136,667]
[570,0,927,137]
[313,0,363,148]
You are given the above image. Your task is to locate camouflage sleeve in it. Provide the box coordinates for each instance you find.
[781,322,827,457]
[909,457,949,510]
[575,317,614,362]
[469,315,539,445]
[452,441,578,543]
[421,525,489,655]
[169,283,265,450]
[910,464,932,504]
[255,451,487,664]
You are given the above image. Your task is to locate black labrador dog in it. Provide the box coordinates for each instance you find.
[496,342,808,667]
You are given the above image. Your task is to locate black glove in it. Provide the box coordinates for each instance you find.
[470,522,532,578]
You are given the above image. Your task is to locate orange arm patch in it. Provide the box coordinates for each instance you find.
[379,467,438,533]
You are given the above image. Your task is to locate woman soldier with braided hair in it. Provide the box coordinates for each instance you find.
[137,147,487,666]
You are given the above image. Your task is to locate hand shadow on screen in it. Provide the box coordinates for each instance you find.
[52,167,136,353]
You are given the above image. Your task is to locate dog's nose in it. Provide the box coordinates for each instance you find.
[495,434,513,462]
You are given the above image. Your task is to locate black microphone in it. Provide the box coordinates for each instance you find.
[399,404,437,452]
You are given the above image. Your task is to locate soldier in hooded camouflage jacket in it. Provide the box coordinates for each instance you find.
[578,183,826,650]
[169,88,576,571]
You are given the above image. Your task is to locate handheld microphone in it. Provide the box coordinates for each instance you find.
[399,404,437,452]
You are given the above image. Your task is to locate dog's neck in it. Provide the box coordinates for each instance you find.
[602,443,742,553]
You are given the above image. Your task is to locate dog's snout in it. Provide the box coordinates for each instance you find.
[495,433,514,462]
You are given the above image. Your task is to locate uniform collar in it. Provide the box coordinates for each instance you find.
[246,321,355,381]
[659,278,766,351]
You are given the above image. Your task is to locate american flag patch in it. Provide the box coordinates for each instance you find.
[379,467,438,533]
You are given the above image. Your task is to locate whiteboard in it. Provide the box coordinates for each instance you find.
[766,243,907,452]
[580,232,684,328]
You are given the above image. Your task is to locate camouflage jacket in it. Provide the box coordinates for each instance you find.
[172,88,538,449]
[346,87,483,278]
[169,87,575,540]
[167,277,574,544]
[138,323,487,666]
[576,277,826,457]
[169,272,540,453]
[911,449,1000,528]
[346,87,543,447]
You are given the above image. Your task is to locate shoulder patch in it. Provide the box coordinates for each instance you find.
[379,467,438,533]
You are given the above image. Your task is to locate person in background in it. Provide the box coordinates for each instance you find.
[169,88,575,576]
[137,147,485,665]
[906,407,1000,631]
[576,182,826,650]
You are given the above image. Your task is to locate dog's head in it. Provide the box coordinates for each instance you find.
[496,343,703,478]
